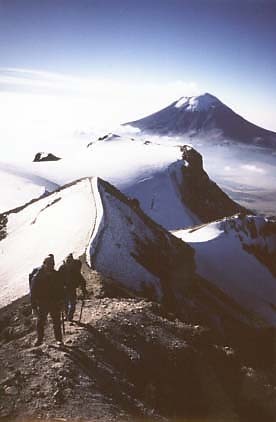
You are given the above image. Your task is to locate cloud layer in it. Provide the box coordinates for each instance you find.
[241,164,266,174]
[0,67,199,120]
[0,67,200,160]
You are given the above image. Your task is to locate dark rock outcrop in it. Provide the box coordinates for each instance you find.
[33,152,61,162]
[87,133,121,148]
[0,214,8,241]
[180,146,247,222]
[225,214,276,277]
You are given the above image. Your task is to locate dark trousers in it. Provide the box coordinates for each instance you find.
[65,291,77,321]
[37,304,62,342]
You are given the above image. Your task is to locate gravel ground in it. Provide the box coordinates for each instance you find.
[0,264,275,422]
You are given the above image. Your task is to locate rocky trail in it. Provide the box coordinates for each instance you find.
[0,263,276,422]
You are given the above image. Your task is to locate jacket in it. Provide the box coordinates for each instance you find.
[30,267,64,308]
[59,259,86,297]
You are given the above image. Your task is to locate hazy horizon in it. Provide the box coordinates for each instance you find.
[0,0,275,216]
[0,0,276,154]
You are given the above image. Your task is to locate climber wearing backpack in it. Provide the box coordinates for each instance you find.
[30,255,64,346]
[29,253,55,289]
[58,253,88,322]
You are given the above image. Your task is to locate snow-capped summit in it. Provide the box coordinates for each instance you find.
[125,93,276,148]
[175,93,221,111]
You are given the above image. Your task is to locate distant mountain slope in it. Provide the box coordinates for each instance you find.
[125,93,276,147]
[173,214,276,326]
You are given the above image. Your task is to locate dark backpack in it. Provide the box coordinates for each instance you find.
[30,267,63,306]
[59,259,84,292]
[29,266,41,290]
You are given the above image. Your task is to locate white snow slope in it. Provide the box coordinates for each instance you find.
[22,136,200,230]
[1,177,188,308]
[173,215,276,326]
[0,162,58,213]
[0,178,96,307]
[87,179,162,297]
[175,93,220,111]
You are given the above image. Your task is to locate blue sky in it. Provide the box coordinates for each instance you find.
[0,0,276,131]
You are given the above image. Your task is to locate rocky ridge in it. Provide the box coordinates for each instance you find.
[179,146,247,221]
[0,260,275,422]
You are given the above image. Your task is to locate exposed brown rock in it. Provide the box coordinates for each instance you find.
[180,145,248,222]
[0,264,275,422]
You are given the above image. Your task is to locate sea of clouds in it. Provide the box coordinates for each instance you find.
[0,68,275,216]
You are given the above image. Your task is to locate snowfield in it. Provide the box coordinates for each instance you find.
[173,215,276,326]
[18,137,201,230]
[0,136,243,231]
[0,162,58,212]
[1,177,190,308]
[1,132,275,329]
[0,179,96,307]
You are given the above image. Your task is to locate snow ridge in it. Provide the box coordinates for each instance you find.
[0,177,194,308]
[0,179,97,307]
[86,177,105,267]
[174,214,276,326]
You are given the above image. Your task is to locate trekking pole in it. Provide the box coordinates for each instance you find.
[61,311,66,335]
[79,299,84,323]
